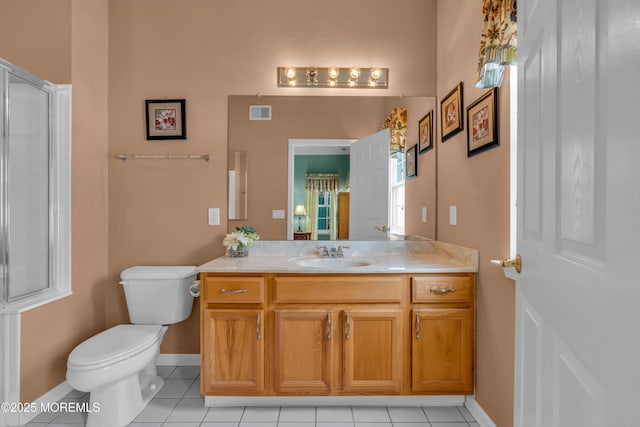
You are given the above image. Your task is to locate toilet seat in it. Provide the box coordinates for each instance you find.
[68,324,164,370]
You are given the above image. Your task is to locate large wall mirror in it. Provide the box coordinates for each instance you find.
[228,95,436,241]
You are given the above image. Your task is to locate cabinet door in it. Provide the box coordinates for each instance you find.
[202,309,264,394]
[273,309,333,394]
[343,309,403,393]
[412,308,473,393]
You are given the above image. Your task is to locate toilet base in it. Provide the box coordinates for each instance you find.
[84,359,164,427]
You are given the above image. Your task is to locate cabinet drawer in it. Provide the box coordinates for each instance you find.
[412,275,473,303]
[274,276,403,303]
[204,277,265,303]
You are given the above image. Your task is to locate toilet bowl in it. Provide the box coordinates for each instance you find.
[66,266,197,427]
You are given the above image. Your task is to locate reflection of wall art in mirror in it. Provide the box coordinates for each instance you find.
[418,110,434,153]
[406,144,418,179]
[145,99,186,140]
[440,82,464,142]
[466,88,499,157]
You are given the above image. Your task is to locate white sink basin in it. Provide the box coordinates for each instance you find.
[291,257,373,269]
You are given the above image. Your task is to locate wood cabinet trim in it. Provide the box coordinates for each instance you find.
[203,277,265,304]
[274,275,403,303]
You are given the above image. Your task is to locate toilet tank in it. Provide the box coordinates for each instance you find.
[120,266,197,325]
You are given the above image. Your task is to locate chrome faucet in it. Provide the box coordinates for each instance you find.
[329,247,338,258]
[336,246,349,258]
[317,246,330,257]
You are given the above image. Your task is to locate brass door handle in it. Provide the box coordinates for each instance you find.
[491,254,522,273]
[375,225,389,233]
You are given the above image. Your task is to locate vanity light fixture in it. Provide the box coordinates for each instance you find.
[277,66,388,89]
[285,66,297,86]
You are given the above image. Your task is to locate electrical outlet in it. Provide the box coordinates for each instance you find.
[449,205,457,226]
[422,207,427,223]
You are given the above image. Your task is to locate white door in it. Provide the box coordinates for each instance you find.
[515,1,640,426]
[349,128,390,240]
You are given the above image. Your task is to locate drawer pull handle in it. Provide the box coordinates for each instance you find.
[327,312,332,340]
[345,313,351,340]
[220,288,247,294]
[429,286,456,294]
[415,313,421,339]
[256,313,262,340]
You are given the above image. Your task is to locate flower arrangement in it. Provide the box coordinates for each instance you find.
[223,225,260,257]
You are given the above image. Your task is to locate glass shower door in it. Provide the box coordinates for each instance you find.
[2,73,51,303]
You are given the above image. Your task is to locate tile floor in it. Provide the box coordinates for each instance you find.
[23,366,478,427]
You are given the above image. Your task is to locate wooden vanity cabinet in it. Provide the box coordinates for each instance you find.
[272,276,404,395]
[199,272,475,397]
[200,276,265,395]
[202,308,264,394]
[342,309,403,393]
[273,309,334,393]
[411,274,475,394]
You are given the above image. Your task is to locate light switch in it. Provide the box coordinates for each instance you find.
[208,208,220,226]
[421,207,427,223]
[272,209,285,219]
[449,205,457,226]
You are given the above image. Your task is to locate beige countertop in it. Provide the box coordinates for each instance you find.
[197,240,478,274]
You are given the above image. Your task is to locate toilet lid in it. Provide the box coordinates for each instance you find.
[68,324,164,368]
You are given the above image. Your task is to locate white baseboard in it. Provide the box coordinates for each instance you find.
[465,395,497,427]
[17,381,73,425]
[206,395,466,407]
[157,353,200,366]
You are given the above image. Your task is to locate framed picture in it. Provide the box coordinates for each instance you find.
[145,99,187,140]
[466,88,499,157]
[440,82,464,142]
[406,144,418,179]
[418,110,434,154]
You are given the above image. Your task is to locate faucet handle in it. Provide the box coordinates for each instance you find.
[316,245,329,257]
[336,245,349,257]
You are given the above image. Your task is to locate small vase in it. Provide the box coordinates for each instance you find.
[227,245,248,257]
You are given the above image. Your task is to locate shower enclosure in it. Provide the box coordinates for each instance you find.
[0,58,71,311]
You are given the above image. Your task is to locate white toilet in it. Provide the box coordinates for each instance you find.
[66,266,197,427]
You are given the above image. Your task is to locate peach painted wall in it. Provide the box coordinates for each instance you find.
[0,0,111,403]
[4,3,514,424]
[0,0,71,84]
[436,1,515,426]
[228,95,436,240]
[107,0,438,353]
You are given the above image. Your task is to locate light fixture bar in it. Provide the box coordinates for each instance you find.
[277,66,389,89]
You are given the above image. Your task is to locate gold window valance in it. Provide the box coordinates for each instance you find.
[305,173,340,192]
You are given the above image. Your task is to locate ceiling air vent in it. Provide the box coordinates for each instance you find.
[249,105,272,121]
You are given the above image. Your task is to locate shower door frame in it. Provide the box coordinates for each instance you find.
[0,58,71,427]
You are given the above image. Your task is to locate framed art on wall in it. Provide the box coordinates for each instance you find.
[406,144,418,179]
[418,110,433,154]
[440,82,463,142]
[145,99,187,140]
[466,88,499,157]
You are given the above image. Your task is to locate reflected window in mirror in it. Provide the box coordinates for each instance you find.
[316,192,332,240]
[390,151,406,235]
